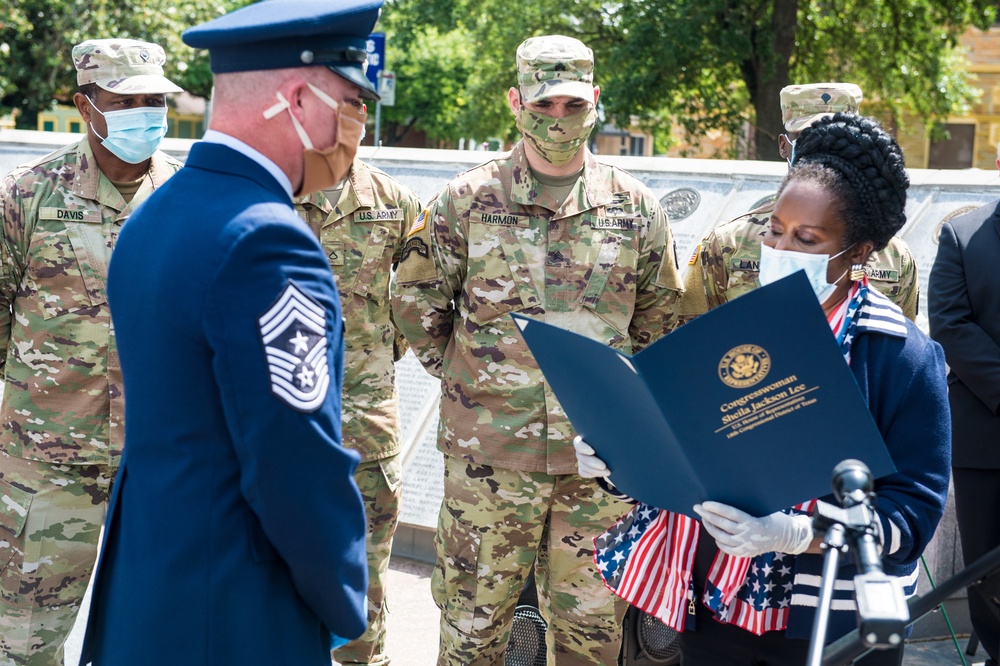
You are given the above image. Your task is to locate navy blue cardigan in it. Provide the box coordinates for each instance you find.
[784,289,951,640]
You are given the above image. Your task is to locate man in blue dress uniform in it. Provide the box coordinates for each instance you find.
[80,1,383,664]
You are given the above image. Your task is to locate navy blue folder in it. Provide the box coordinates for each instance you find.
[511,271,895,518]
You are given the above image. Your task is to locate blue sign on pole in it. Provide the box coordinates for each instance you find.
[365,32,385,88]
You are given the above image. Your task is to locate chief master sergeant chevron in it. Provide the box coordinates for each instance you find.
[392,34,684,665]
[79,1,382,664]
[0,37,182,666]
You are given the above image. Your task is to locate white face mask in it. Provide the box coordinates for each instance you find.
[88,97,168,164]
[758,242,852,304]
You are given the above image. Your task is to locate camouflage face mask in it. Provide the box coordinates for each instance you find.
[516,106,598,166]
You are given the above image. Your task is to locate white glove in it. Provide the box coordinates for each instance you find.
[693,501,813,558]
[573,436,610,479]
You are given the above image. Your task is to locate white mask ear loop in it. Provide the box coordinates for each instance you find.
[826,244,855,290]
[263,91,315,150]
[304,83,366,138]
[86,96,109,142]
[306,83,341,111]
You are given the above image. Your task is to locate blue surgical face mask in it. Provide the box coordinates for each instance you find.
[758,242,852,304]
[88,97,168,164]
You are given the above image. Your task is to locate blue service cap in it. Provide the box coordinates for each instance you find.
[182,0,383,100]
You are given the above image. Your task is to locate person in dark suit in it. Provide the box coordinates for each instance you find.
[79,1,382,664]
[929,191,1000,666]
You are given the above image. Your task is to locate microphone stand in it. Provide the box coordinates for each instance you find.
[823,542,1000,665]
[806,523,849,666]
[806,460,909,666]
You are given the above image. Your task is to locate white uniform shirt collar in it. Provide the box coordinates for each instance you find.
[201,130,293,198]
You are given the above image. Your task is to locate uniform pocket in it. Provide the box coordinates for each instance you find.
[29,224,107,319]
[378,455,403,494]
[351,224,392,303]
[465,225,537,325]
[431,502,482,633]
[0,477,31,539]
[0,478,33,609]
[581,231,638,335]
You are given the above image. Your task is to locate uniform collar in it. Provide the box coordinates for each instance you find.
[296,161,375,217]
[856,287,908,339]
[508,141,614,217]
[202,129,293,198]
[71,138,177,219]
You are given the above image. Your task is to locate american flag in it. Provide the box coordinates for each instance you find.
[703,551,794,634]
[595,500,816,636]
[829,278,868,363]
[594,502,699,631]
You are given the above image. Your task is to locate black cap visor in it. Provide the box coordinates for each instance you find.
[331,64,379,101]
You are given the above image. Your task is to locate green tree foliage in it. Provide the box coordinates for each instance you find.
[0,0,229,128]
[377,0,610,147]
[602,0,998,159]
[380,0,996,157]
[377,27,476,146]
[4,0,993,157]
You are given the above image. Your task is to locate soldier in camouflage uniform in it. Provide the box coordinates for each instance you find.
[391,35,683,665]
[294,158,421,666]
[0,39,182,665]
[681,83,919,322]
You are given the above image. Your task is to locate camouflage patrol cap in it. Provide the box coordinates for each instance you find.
[516,35,595,103]
[780,83,863,133]
[73,39,182,95]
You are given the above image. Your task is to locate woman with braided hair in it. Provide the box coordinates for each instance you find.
[575,112,950,665]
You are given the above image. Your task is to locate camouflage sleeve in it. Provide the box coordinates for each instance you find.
[390,186,423,362]
[628,200,683,351]
[700,230,731,312]
[390,185,464,377]
[0,175,29,367]
[675,243,711,327]
[896,248,919,321]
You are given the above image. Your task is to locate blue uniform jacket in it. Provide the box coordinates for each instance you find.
[80,142,368,665]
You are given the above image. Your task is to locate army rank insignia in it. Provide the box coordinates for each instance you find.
[258,281,330,412]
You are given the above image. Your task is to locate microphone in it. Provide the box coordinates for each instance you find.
[830,460,881,575]
[832,459,875,510]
